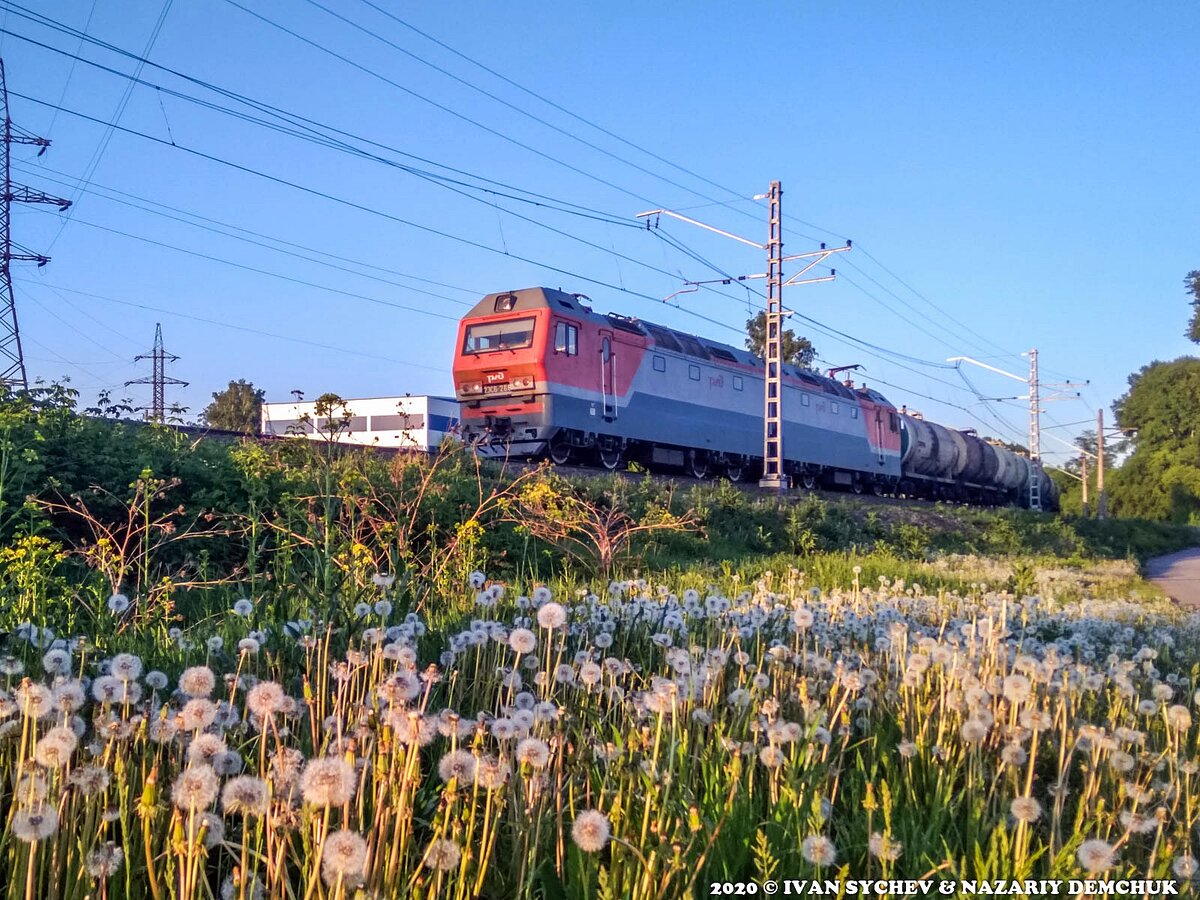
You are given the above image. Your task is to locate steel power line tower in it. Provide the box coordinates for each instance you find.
[126,323,187,421]
[637,181,850,491]
[0,58,71,390]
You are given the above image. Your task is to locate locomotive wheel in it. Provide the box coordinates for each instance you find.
[598,444,624,471]
[724,462,745,482]
[800,473,818,491]
[687,451,710,479]
[851,479,865,495]
[547,439,572,465]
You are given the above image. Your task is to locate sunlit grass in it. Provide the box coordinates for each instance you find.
[1,568,1199,898]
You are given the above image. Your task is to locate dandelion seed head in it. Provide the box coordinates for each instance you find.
[15,682,53,719]
[759,745,786,768]
[509,628,537,655]
[516,737,551,769]
[299,756,357,808]
[107,594,130,614]
[537,602,568,630]
[1076,839,1116,873]
[437,749,477,783]
[868,832,902,861]
[179,666,216,698]
[801,834,837,867]
[320,830,368,886]
[246,681,286,717]
[34,725,78,769]
[70,765,111,796]
[474,755,511,791]
[571,809,611,853]
[85,843,124,879]
[423,838,462,872]
[12,805,59,842]
[221,775,269,817]
[42,648,72,676]
[1010,795,1043,823]
[1173,855,1198,879]
[109,653,143,682]
[171,765,220,811]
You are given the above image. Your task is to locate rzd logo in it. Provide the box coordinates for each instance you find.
[485,371,506,384]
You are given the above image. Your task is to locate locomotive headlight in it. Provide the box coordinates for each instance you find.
[460,381,483,395]
[510,375,534,390]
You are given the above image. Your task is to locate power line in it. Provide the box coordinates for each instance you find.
[304,0,755,210]
[219,0,678,211]
[0,15,642,230]
[25,205,466,321]
[361,1,757,207]
[15,161,484,298]
[39,0,98,140]
[7,13,948,359]
[9,89,677,307]
[18,166,482,305]
[45,0,173,252]
[18,279,446,372]
[0,31,765,309]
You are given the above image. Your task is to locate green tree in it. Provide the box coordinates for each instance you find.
[1187,269,1200,343]
[745,312,817,368]
[1109,357,1200,521]
[203,379,265,434]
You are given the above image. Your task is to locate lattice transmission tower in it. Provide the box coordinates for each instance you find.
[126,323,187,422]
[1,58,71,390]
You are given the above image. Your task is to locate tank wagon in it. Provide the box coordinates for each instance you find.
[452,287,1057,509]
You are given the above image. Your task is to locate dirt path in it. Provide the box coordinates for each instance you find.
[1146,548,1200,608]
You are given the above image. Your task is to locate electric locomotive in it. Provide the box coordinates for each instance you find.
[452,287,1057,509]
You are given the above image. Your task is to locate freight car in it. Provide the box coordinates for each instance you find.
[452,287,1057,509]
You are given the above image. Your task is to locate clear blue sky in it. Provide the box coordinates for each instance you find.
[1,0,1196,462]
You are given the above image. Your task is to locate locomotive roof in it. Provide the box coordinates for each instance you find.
[470,287,882,404]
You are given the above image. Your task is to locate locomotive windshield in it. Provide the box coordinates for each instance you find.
[462,318,536,354]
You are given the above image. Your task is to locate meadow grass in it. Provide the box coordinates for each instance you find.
[2,563,1199,898]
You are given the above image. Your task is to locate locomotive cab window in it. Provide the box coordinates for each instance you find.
[889,413,899,432]
[653,355,666,372]
[463,318,536,354]
[553,321,578,356]
[688,364,701,381]
[733,375,744,391]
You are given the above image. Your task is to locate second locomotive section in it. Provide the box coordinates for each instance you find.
[452,287,1054,508]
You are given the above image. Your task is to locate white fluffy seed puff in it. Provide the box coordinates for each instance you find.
[570,810,611,853]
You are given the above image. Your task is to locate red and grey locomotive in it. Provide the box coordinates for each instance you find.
[451,287,1056,508]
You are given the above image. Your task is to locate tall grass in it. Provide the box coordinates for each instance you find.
[2,567,1199,897]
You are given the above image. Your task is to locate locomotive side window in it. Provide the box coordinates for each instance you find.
[463,318,536,354]
[653,355,666,372]
[831,401,840,415]
[688,364,701,381]
[889,413,899,432]
[553,322,578,356]
[800,393,811,407]
[733,375,743,391]
[851,407,859,419]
